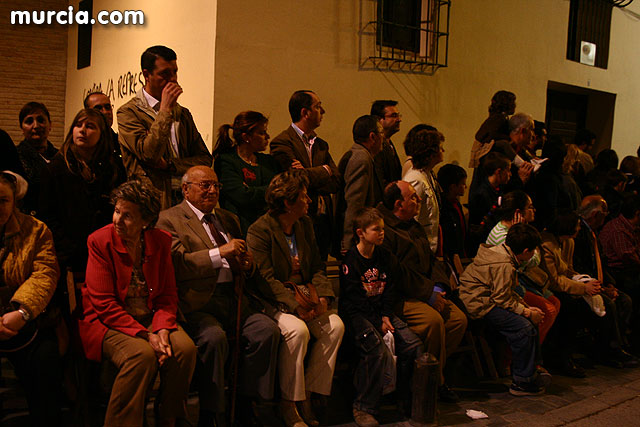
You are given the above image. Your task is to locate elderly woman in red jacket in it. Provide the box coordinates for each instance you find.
[78,180,196,427]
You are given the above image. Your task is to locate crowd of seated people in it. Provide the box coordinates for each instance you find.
[4,48,640,427]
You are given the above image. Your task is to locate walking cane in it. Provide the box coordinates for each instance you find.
[230,267,245,425]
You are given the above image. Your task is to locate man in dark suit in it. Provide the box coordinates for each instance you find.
[338,115,385,251]
[270,90,340,259]
[157,166,280,427]
[371,100,402,188]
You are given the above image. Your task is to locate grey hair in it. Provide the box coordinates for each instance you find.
[509,112,533,133]
[577,196,606,218]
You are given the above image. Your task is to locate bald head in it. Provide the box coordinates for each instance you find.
[182,166,219,213]
[578,194,608,229]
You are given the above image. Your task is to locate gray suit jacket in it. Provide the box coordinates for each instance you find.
[157,201,273,314]
[340,143,384,249]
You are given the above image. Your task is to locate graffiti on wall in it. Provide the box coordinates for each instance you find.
[82,70,145,102]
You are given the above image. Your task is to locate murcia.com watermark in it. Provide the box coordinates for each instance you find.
[11,6,144,25]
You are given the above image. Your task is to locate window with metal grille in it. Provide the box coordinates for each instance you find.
[359,0,450,74]
[567,0,612,69]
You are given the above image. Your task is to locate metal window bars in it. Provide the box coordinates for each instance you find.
[359,0,451,74]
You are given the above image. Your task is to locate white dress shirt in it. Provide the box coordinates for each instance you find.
[142,88,180,157]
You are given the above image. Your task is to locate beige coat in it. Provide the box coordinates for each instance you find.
[117,89,212,208]
[459,243,526,319]
[539,232,586,295]
[2,211,59,318]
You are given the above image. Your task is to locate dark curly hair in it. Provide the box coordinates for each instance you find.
[488,90,516,115]
[266,170,310,216]
[110,180,161,227]
[403,130,444,170]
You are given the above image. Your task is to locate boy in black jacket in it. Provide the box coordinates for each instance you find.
[340,207,423,426]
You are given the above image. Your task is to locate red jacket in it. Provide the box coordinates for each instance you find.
[78,224,178,361]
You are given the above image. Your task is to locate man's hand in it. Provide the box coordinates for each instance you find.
[381,316,395,334]
[518,162,534,184]
[431,292,446,312]
[238,250,253,271]
[528,307,545,325]
[584,280,602,296]
[2,311,26,332]
[159,82,183,112]
[291,159,304,170]
[219,239,247,259]
[602,284,619,300]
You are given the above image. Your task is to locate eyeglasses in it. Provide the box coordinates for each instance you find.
[187,181,222,191]
[385,113,402,119]
[92,103,113,112]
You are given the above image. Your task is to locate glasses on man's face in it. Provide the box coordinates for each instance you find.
[187,181,222,191]
[92,104,113,112]
[385,113,402,119]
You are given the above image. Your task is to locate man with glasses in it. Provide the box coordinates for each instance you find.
[157,165,280,426]
[84,91,126,177]
[117,45,212,209]
[371,100,403,188]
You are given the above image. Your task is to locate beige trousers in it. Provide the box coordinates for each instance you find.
[102,328,197,427]
[402,299,467,383]
[274,309,344,401]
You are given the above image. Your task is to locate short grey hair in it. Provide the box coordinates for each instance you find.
[577,195,606,218]
[509,112,533,133]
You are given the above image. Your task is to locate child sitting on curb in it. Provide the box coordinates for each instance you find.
[459,223,551,395]
[339,207,424,426]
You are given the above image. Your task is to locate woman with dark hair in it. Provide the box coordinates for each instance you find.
[540,209,632,376]
[403,130,445,252]
[214,111,280,234]
[247,171,344,427]
[469,90,516,170]
[437,163,469,259]
[0,171,61,425]
[40,109,127,302]
[15,102,58,216]
[78,180,196,427]
[401,123,437,177]
[484,190,561,344]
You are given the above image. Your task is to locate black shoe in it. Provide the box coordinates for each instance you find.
[438,384,460,403]
[509,381,545,396]
[535,366,552,388]
[613,349,640,368]
[560,358,586,378]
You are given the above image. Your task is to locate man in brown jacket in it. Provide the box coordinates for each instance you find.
[117,45,212,209]
[157,166,279,426]
[377,180,467,402]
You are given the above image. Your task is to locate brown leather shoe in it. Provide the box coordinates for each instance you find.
[297,399,319,427]
[280,401,308,427]
[352,408,379,427]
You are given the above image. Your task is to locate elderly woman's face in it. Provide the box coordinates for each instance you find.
[0,183,15,229]
[113,200,147,242]
[287,188,311,219]
[21,111,51,144]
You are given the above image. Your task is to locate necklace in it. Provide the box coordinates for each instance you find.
[237,149,257,166]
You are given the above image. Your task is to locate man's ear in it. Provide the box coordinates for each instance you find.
[393,199,403,212]
[142,69,151,84]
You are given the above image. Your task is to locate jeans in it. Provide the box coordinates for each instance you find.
[484,307,539,383]
[350,314,424,414]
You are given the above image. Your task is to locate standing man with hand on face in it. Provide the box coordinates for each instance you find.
[270,90,340,260]
[118,45,212,209]
[371,100,403,188]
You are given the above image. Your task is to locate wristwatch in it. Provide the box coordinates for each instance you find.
[18,307,31,322]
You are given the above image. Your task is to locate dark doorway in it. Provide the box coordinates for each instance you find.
[545,81,616,155]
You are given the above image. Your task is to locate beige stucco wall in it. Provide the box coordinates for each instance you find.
[213,0,640,168]
[65,0,217,148]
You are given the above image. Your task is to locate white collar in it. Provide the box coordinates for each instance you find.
[186,200,215,221]
[142,88,160,111]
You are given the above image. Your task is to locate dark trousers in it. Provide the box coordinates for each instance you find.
[6,327,62,426]
[312,213,332,261]
[484,307,539,383]
[349,314,423,415]
[183,283,280,413]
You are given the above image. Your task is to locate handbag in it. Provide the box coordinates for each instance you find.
[283,281,320,316]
